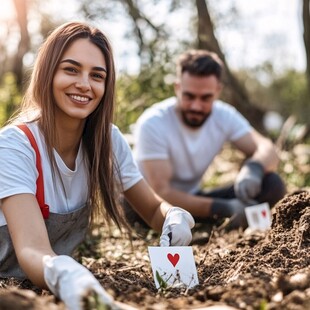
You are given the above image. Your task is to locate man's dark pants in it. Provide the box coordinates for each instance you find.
[122,172,286,227]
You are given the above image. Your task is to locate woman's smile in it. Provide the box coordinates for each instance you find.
[53,38,107,122]
[68,94,92,104]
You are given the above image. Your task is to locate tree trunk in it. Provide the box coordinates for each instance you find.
[302,0,310,127]
[12,0,30,90]
[196,0,265,131]
[303,0,310,92]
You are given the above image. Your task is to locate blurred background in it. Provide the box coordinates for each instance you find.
[0,0,309,189]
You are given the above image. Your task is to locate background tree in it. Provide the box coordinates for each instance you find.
[196,0,264,130]
[303,0,310,92]
[301,0,310,125]
[0,0,309,132]
[12,0,30,90]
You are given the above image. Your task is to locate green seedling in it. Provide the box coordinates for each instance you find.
[81,289,112,310]
[258,299,268,310]
[156,270,168,289]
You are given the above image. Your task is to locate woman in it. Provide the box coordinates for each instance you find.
[0,22,194,309]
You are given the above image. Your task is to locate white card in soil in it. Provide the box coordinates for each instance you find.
[245,202,272,230]
[148,246,199,289]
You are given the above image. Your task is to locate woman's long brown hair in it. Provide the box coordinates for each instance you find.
[10,21,127,230]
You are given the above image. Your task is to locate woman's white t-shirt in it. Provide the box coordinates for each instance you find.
[0,122,142,226]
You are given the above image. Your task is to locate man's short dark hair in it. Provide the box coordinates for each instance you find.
[176,49,224,81]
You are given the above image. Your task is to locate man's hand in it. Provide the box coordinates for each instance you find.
[234,160,264,203]
[43,255,116,310]
[210,198,259,229]
[160,207,195,247]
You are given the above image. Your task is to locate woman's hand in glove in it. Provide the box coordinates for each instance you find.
[43,255,116,310]
[160,207,195,247]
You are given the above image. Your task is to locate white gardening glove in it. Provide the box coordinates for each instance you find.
[43,255,116,310]
[160,207,195,247]
[234,160,264,203]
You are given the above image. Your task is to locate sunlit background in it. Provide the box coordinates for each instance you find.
[0,0,305,75]
[0,0,309,188]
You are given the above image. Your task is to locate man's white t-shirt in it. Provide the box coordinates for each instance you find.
[0,122,142,226]
[134,97,251,194]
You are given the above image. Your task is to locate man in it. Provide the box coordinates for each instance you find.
[129,49,286,229]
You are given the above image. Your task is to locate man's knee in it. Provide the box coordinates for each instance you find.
[259,172,287,207]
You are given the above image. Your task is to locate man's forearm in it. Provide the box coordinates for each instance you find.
[156,186,213,218]
[249,140,279,173]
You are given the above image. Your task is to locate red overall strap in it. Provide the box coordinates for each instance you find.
[17,124,49,219]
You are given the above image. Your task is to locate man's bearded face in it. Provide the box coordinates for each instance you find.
[175,72,222,128]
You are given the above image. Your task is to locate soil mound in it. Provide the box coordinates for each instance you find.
[0,191,309,309]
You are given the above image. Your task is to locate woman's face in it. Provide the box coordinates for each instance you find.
[53,38,107,124]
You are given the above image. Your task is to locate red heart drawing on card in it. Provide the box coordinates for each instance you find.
[261,210,267,218]
[167,253,180,267]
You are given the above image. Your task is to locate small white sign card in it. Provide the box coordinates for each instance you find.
[148,246,199,289]
[245,202,272,230]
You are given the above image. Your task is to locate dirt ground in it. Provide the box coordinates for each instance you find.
[0,190,309,310]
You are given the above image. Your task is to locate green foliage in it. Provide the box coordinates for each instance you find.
[115,64,174,133]
[232,67,274,110]
[0,73,22,127]
[267,70,309,124]
[234,66,309,125]
[279,146,310,189]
